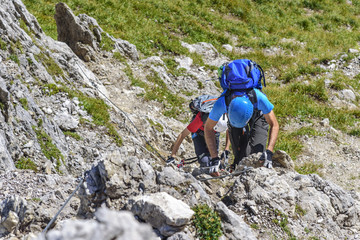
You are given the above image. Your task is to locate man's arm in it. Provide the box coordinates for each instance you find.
[263,110,279,152]
[204,118,219,158]
[171,128,191,157]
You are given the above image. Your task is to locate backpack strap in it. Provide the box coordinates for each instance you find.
[254,62,266,87]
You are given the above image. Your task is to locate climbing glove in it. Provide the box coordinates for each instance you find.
[220,150,230,166]
[209,157,221,173]
[166,156,175,164]
[260,150,273,169]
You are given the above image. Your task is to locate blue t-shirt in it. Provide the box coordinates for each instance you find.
[209,89,274,121]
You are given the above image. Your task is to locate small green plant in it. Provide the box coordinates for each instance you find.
[15,157,37,171]
[295,204,306,217]
[33,126,64,173]
[9,55,20,65]
[147,118,164,132]
[295,162,324,176]
[163,57,187,77]
[106,122,123,147]
[19,98,29,110]
[272,209,294,239]
[197,80,204,89]
[30,197,41,202]
[192,204,222,240]
[63,130,81,140]
[113,52,127,62]
[349,129,360,137]
[0,38,6,50]
[250,223,259,229]
[35,52,64,77]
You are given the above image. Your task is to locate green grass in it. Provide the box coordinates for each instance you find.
[33,125,64,173]
[15,157,37,172]
[22,0,360,71]
[63,130,81,140]
[35,52,64,77]
[19,98,29,110]
[295,162,324,176]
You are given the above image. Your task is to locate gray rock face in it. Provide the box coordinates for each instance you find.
[54,2,139,61]
[131,192,194,236]
[216,201,257,240]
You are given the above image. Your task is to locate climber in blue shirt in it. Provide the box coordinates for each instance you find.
[204,88,279,174]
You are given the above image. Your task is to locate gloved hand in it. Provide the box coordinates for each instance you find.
[209,157,220,173]
[260,150,273,169]
[220,150,230,166]
[166,156,175,164]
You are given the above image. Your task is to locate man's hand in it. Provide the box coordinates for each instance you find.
[260,150,273,169]
[220,150,230,166]
[209,157,220,174]
[166,156,175,164]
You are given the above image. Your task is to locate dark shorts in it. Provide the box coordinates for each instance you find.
[192,131,220,167]
[229,114,269,165]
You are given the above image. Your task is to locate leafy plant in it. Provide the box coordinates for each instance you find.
[192,204,222,240]
[63,130,81,140]
[19,98,29,110]
[295,204,306,217]
[9,54,20,65]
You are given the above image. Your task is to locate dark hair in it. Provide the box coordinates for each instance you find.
[189,101,198,115]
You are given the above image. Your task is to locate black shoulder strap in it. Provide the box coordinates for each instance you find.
[246,89,257,105]
[224,88,258,107]
[200,112,209,123]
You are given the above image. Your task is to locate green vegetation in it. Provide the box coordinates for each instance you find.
[192,204,222,240]
[295,204,306,217]
[295,162,324,176]
[274,126,321,160]
[19,98,29,110]
[15,157,37,172]
[100,32,115,51]
[272,209,295,239]
[163,57,187,77]
[147,118,164,132]
[250,223,259,229]
[22,0,360,71]
[0,38,6,50]
[33,125,64,173]
[35,52,64,77]
[9,55,20,65]
[63,130,81,140]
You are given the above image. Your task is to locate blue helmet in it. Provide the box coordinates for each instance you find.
[228,97,253,128]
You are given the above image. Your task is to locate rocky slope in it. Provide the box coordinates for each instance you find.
[0,1,359,240]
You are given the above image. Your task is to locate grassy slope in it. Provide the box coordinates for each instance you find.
[23,0,360,161]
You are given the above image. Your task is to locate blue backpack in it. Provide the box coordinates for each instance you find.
[219,59,265,91]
